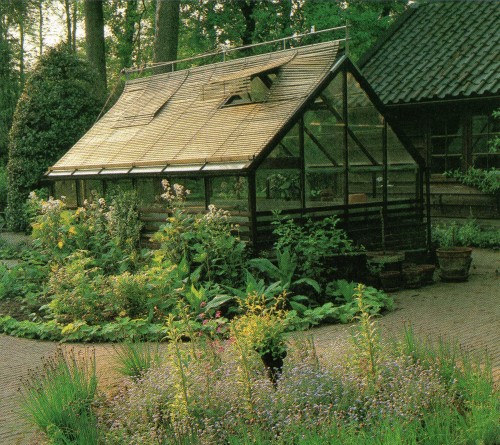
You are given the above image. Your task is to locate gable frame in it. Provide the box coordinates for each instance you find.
[249,55,426,173]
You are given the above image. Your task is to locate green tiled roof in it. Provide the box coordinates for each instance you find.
[359,1,500,105]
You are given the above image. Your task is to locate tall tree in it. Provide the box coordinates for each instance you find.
[0,1,20,164]
[154,0,180,69]
[84,0,107,92]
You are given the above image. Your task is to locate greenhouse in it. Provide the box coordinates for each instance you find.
[48,40,429,251]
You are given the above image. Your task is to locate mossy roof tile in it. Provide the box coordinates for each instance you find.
[360,1,500,105]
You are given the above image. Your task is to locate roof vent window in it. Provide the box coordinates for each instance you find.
[222,71,277,107]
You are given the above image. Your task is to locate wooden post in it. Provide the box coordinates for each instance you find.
[248,172,258,249]
[342,68,349,222]
[299,116,306,212]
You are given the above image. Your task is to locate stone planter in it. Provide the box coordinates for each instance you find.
[418,264,436,285]
[367,251,404,273]
[403,266,423,289]
[436,247,473,282]
[379,270,402,292]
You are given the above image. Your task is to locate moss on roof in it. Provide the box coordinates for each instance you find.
[359,0,500,105]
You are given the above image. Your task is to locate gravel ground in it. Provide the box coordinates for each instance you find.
[0,247,498,444]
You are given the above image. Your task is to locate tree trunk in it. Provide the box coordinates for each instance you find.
[121,0,138,68]
[64,0,72,47]
[239,0,256,47]
[154,0,180,72]
[72,0,77,51]
[19,15,25,88]
[84,0,107,93]
[38,0,43,56]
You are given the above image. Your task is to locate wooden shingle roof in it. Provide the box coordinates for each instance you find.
[50,41,341,175]
[359,0,500,105]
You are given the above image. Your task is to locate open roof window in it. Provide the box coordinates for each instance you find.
[222,71,278,107]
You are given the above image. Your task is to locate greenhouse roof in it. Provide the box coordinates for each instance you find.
[49,41,343,176]
[359,0,500,105]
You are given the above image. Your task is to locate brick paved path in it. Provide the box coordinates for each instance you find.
[0,249,498,444]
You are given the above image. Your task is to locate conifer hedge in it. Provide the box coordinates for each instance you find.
[6,45,104,231]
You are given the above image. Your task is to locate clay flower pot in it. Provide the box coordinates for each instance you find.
[436,247,473,282]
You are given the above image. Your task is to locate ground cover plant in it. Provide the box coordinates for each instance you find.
[20,287,499,445]
[0,181,393,342]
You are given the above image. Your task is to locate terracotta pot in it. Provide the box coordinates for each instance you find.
[379,270,402,292]
[436,247,473,282]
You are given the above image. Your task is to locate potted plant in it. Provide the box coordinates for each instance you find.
[435,224,473,282]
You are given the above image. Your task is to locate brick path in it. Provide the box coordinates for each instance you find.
[0,248,498,444]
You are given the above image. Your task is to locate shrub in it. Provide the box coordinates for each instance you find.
[153,180,247,285]
[272,215,358,283]
[47,252,119,324]
[6,45,104,231]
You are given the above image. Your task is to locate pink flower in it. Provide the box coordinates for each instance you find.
[202,319,209,325]
[215,311,221,319]
[200,301,207,308]
[198,313,205,319]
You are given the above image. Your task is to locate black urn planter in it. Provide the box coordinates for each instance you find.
[436,247,473,282]
[260,350,287,387]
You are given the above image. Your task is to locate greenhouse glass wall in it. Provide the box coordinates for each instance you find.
[49,43,428,251]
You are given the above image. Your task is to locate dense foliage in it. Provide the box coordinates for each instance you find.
[0,181,394,342]
[6,45,104,231]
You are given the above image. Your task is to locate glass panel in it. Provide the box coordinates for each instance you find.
[320,72,343,115]
[256,168,301,211]
[269,123,300,158]
[447,137,462,154]
[306,169,344,207]
[471,135,488,154]
[345,73,384,167]
[446,155,461,171]
[137,178,161,205]
[430,115,463,173]
[304,109,344,167]
[387,167,417,201]
[166,177,205,209]
[82,179,104,199]
[209,176,248,212]
[387,126,415,164]
[431,156,445,174]
[348,169,381,203]
[54,180,78,207]
[472,115,489,134]
[431,137,446,154]
[473,154,500,169]
[346,73,382,127]
[105,179,133,200]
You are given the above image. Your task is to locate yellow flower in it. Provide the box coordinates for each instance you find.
[57,240,64,249]
[68,226,77,236]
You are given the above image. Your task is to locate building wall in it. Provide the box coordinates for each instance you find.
[388,99,500,221]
